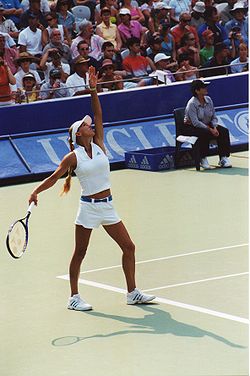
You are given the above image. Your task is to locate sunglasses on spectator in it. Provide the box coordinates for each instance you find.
[189,38,195,40]
[182,19,191,22]
[79,47,89,51]
[46,18,54,21]
[103,66,113,70]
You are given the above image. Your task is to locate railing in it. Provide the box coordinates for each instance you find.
[1,63,247,104]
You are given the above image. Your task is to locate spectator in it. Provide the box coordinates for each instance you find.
[190,1,205,29]
[42,11,72,47]
[77,39,99,69]
[15,72,39,103]
[149,52,176,84]
[0,33,17,73]
[66,55,90,96]
[95,0,118,25]
[177,31,200,66]
[121,0,145,24]
[227,22,245,60]
[198,6,229,47]
[18,13,43,56]
[0,0,23,27]
[96,7,122,52]
[147,34,165,61]
[150,2,171,34]
[0,2,19,39]
[14,52,41,88]
[20,0,50,13]
[20,0,47,29]
[201,42,231,77]
[0,50,16,105]
[169,0,191,24]
[40,47,70,82]
[219,0,238,25]
[159,21,176,60]
[98,40,124,74]
[42,28,72,64]
[225,3,248,45]
[230,42,248,73]
[71,20,104,60]
[97,59,123,91]
[0,30,16,48]
[39,68,70,99]
[56,0,75,38]
[175,52,198,80]
[183,79,232,169]
[117,8,146,48]
[199,29,214,65]
[140,0,154,30]
[122,37,155,82]
[171,12,199,49]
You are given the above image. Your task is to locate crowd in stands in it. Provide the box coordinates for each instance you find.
[0,0,248,105]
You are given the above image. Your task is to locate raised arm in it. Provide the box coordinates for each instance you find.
[89,66,105,151]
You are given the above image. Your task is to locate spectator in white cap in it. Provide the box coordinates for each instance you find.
[149,52,176,84]
[150,2,171,33]
[169,0,191,24]
[118,8,147,48]
[225,3,248,45]
[190,1,205,29]
[219,0,238,26]
[28,66,156,312]
[15,72,39,103]
[122,0,145,24]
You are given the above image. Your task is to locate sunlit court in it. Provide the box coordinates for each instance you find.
[0,151,248,376]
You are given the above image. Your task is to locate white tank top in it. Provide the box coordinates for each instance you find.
[73,143,111,196]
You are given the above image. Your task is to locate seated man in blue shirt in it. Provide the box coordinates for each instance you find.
[183,79,232,169]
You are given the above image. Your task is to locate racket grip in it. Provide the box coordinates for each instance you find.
[27,201,35,213]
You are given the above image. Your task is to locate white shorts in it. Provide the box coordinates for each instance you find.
[75,198,121,229]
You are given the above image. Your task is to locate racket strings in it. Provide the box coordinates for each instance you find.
[8,222,27,257]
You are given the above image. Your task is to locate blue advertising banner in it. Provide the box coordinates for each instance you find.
[0,105,248,184]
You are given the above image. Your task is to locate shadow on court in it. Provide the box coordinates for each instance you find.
[51,305,245,348]
[203,166,248,176]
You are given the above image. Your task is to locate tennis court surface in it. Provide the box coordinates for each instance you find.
[0,152,248,376]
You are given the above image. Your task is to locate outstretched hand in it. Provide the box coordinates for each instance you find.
[89,66,98,89]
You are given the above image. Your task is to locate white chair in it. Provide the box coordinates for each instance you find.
[131,0,139,7]
[215,2,227,14]
[71,6,91,32]
[121,49,130,59]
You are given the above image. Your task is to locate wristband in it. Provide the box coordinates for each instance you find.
[89,87,96,91]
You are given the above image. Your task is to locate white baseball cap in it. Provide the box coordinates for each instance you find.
[154,53,171,63]
[119,8,131,15]
[71,115,92,144]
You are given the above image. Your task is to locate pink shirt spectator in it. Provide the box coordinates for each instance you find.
[4,47,18,74]
[118,20,143,41]
[71,35,104,61]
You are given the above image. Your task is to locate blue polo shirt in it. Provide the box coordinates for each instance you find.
[1,0,22,25]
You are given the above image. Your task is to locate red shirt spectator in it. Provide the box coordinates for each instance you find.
[171,12,199,49]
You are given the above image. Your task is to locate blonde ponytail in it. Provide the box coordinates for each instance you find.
[60,128,75,196]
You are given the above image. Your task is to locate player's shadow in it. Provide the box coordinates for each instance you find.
[52,305,245,348]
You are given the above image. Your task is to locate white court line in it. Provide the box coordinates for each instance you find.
[77,243,248,275]
[57,275,249,325]
[143,272,249,292]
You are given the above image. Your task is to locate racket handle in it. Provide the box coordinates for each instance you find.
[27,201,35,213]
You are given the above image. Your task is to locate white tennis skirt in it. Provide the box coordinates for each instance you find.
[75,199,121,229]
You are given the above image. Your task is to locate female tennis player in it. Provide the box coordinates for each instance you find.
[29,66,155,311]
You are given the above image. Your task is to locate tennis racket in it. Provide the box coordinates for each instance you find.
[6,202,35,259]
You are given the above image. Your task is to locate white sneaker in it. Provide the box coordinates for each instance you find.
[127,288,156,305]
[219,157,232,168]
[200,157,211,170]
[67,294,92,311]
